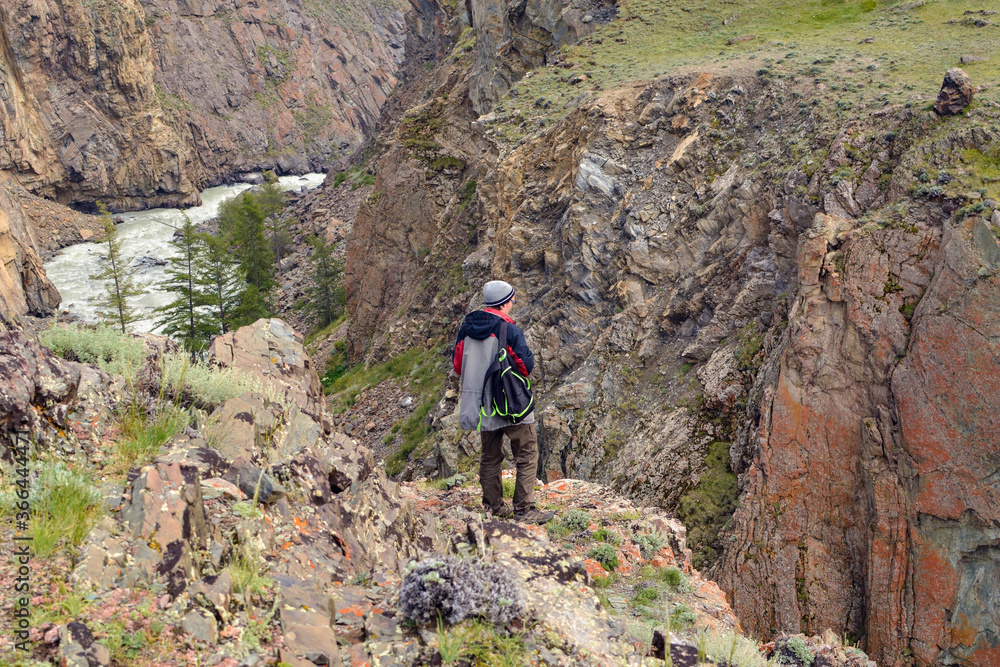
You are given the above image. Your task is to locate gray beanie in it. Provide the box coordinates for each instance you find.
[483,280,515,307]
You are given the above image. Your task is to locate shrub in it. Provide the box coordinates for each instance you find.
[777,635,815,666]
[0,461,104,557]
[161,353,279,409]
[399,557,526,626]
[632,530,667,559]
[630,584,659,607]
[660,566,690,592]
[670,602,697,627]
[559,509,592,531]
[587,543,620,572]
[697,629,775,667]
[40,324,146,380]
[593,527,622,546]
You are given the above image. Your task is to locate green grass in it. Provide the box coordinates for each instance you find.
[331,166,376,190]
[498,0,1000,142]
[593,527,623,546]
[39,324,146,381]
[0,460,104,558]
[431,617,528,667]
[502,477,515,499]
[161,353,281,409]
[959,147,1000,201]
[111,400,188,476]
[227,533,274,606]
[329,347,446,476]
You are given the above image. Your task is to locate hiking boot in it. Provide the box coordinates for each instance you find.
[513,507,555,524]
[488,503,514,519]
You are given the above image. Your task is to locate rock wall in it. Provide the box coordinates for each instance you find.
[719,205,1000,666]
[0,0,442,211]
[345,0,606,360]
[0,0,445,317]
[468,0,611,113]
[0,181,62,318]
[0,0,199,211]
[342,43,1000,664]
[140,0,419,184]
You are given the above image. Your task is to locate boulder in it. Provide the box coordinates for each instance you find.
[181,608,219,644]
[121,462,207,596]
[223,457,286,505]
[57,621,110,667]
[0,328,81,447]
[934,67,974,116]
[209,391,323,463]
[208,319,325,422]
[277,578,340,667]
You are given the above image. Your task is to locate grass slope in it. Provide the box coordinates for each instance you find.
[496,0,1000,140]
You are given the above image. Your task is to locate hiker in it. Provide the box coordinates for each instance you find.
[453,280,554,524]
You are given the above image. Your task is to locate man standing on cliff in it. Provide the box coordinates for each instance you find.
[453,280,554,524]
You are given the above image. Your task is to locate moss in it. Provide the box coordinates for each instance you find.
[428,156,466,171]
[676,441,738,569]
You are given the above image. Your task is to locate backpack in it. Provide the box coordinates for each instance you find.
[479,321,534,429]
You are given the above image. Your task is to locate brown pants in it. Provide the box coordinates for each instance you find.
[480,423,538,513]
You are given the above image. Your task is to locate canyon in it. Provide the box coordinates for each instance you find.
[1,0,1000,665]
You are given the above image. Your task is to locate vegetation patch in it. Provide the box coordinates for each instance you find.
[587,543,620,571]
[0,460,104,557]
[327,347,445,476]
[676,440,739,569]
[40,324,147,381]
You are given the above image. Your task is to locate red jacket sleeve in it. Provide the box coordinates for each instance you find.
[508,345,529,376]
[453,339,464,375]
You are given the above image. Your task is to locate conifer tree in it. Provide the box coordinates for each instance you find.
[258,171,291,268]
[304,237,345,329]
[90,203,145,334]
[232,284,272,328]
[154,212,214,354]
[231,194,276,294]
[195,232,244,335]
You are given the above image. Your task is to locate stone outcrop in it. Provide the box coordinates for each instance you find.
[468,0,614,113]
[0,183,62,318]
[0,323,80,444]
[934,67,974,116]
[208,318,325,422]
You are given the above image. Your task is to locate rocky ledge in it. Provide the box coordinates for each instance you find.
[0,317,874,666]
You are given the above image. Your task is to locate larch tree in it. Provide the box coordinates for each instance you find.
[195,232,244,336]
[154,212,214,355]
[90,203,145,334]
[304,237,345,330]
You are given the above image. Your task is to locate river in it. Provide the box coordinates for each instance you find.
[43,173,326,333]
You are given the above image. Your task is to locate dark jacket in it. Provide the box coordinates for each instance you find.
[453,308,533,377]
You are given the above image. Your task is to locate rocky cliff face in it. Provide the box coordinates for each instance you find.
[0,0,444,317]
[0,0,437,211]
[345,0,607,361]
[0,0,199,211]
[338,12,1000,661]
